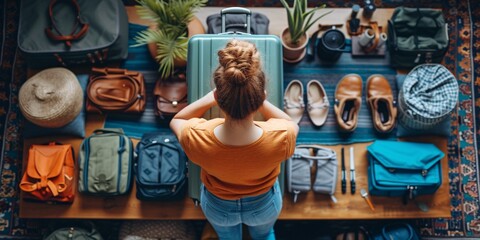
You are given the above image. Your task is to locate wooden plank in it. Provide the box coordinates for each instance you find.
[19,7,451,220]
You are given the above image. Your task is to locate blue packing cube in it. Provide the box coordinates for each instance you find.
[366,140,444,200]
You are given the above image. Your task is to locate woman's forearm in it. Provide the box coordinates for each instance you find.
[173,90,217,120]
[258,100,293,121]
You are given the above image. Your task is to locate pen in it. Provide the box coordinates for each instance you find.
[350,146,356,194]
[341,147,346,194]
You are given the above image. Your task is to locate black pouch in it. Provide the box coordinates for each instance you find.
[206,8,269,34]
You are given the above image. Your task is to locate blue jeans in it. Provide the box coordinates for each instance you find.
[200,181,282,240]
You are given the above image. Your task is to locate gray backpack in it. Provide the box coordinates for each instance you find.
[286,145,338,203]
[78,128,133,196]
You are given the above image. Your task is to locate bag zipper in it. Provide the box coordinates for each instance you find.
[83,139,91,192]
[117,136,126,194]
[407,185,418,199]
[403,185,418,205]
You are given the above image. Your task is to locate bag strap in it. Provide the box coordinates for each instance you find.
[91,67,141,77]
[295,144,336,161]
[44,0,89,48]
[412,8,441,49]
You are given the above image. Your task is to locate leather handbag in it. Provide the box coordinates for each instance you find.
[87,67,146,114]
[153,77,188,117]
[18,0,128,68]
[19,142,76,203]
[366,140,444,202]
[388,7,449,68]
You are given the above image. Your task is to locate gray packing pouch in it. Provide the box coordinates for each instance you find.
[311,147,338,203]
[294,145,338,203]
[286,148,312,203]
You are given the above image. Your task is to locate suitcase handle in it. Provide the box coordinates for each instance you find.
[221,7,251,34]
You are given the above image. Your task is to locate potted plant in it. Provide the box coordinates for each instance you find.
[280,0,331,63]
[133,0,207,80]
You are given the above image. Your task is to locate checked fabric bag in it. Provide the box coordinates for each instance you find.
[398,64,458,130]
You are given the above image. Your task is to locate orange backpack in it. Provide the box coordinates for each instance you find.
[20,142,76,203]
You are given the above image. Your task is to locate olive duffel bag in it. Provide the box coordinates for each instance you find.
[388,7,449,68]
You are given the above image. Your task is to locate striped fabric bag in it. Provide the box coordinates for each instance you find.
[398,64,458,130]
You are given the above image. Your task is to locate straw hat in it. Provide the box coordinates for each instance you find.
[19,68,83,128]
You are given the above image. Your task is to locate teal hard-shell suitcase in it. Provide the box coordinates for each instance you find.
[186,7,285,205]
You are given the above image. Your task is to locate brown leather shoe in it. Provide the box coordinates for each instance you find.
[334,74,363,132]
[366,74,397,132]
[307,80,329,126]
[284,80,304,124]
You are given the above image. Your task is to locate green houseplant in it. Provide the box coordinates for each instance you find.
[133,0,207,80]
[280,0,331,63]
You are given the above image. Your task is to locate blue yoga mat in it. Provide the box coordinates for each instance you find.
[285,40,397,145]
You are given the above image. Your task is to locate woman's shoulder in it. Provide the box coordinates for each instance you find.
[184,118,224,131]
[255,119,292,131]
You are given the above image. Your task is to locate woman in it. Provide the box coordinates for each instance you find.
[170,40,299,240]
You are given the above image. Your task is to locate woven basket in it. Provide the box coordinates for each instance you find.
[398,64,458,130]
[119,220,196,240]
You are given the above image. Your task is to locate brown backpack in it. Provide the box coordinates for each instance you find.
[20,142,76,203]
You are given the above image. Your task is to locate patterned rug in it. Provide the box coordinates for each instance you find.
[0,0,478,239]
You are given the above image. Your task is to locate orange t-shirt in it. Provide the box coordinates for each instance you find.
[180,118,296,200]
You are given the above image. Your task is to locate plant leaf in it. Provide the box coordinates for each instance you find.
[134,0,207,76]
[304,10,333,32]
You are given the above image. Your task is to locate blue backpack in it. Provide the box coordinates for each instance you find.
[135,133,187,200]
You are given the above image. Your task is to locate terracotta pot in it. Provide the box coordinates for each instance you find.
[281,28,308,63]
[148,16,205,67]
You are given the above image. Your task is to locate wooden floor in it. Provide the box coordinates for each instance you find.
[19,7,451,220]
